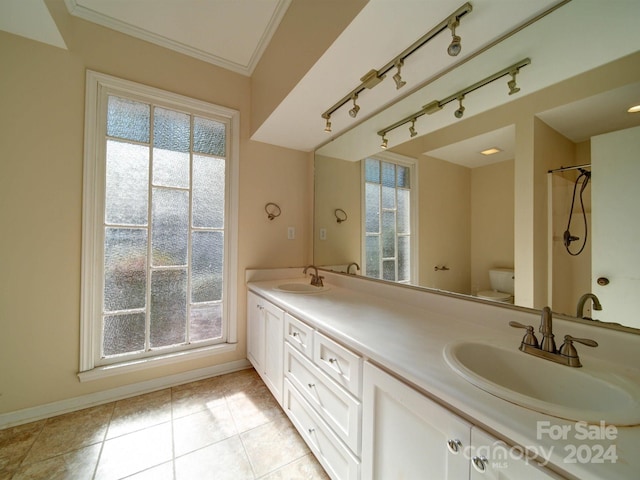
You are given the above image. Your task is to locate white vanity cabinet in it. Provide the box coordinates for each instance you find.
[470,427,563,480]
[281,314,362,480]
[246,291,284,405]
[362,362,471,479]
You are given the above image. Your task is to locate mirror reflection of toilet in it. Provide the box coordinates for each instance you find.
[477,268,514,303]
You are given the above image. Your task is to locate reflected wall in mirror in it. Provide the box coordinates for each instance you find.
[314,51,640,330]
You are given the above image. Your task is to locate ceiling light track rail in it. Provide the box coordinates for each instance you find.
[378,57,530,147]
[322,2,473,132]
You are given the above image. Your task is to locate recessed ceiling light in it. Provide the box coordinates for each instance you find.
[627,104,640,113]
[480,147,502,156]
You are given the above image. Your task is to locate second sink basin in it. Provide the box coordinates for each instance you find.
[274,283,330,294]
[443,341,640,425]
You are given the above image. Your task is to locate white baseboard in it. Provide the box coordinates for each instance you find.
[0,359,251,430]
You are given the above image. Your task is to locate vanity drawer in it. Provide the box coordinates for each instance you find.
[285,343,361,454]
[314,331,362,397]
[284,313,314,359]
[283,379,360,480]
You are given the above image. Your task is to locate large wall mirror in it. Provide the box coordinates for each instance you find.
[313,1,640,331]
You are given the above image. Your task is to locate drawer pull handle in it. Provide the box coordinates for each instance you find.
[472,455,488,473]
[447,438,462,454]
[308,428,315,434]
[308,383,315,388]
[292,332,299,337]
[328,358,338,364]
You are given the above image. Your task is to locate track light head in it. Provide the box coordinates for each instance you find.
[409,119,417,137]
[393,60,406,89]
[324,117,332,133]
[508,69,521,95]
[348,95,360,118]
[380,134,388,149]
[447,19,462,56]
[454,96,465,119]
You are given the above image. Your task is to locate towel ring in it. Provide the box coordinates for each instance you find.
[265,202,281,220]
[335,208,348,223]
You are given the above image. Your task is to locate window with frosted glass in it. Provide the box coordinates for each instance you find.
[102,95,227,360]
[363,158,412,283]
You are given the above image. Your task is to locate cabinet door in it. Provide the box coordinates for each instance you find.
[247,291,264,372]
[470,427,563,479]
[263,300,284,404]
[362,362,471,480]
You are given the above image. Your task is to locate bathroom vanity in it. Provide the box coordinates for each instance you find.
[246,268,640,480]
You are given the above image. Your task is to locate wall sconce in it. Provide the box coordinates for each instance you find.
[376,58,531,148]
[265,202,281,220]
[335,208,348,223]
[321,2,472,131]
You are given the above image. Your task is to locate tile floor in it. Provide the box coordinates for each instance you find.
[0,368,330,480]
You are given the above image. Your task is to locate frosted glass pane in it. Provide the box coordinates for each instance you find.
[150,269,186,348]
[383,259,396,281]
[365,184,380,233]
[153,107,190,153]
[365,158,380,183]
[398,236,410,282]
[365,236,380,278]
[382,185,395,209]
[152,188,189,266]
[104,228,147,312]
[153,148,189,188]
[397,165,410,188]
[194,116,225,156]
[190,304,223,342]
[105,141,149,226]
[193,155,225,228]
[191,231,224,303]
[397,189,410,234]
[381,162,395,187]
[103,313,145,357]
[382,211,396,257]
[107,96,150,143]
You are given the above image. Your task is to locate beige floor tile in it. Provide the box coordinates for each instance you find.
[171,376,227,419]
[123,461,174,480]
[219,368,265,397]
[259,453,330,480]
[11,443,101,480]
[175,436,253,480]
[94,422,172,480]
[0,420,46,476]
[227,384,286,433]
[241,416,310,478]
[173,403,237,457]
[22,404,114,465]
[107,389,172,439]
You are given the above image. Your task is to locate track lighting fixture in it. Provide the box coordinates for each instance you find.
[324,116,332,133]
[348,95,360,118]
[393,60,407,90]
[447,18,462,56]
[380,134,388,149]
[454,96,465,118]
[320,2,472,130]
[409,119,418,137]
[507,69,520,95]
[376,58,531,144]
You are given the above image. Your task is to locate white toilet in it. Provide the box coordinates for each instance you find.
[477,268,515,303]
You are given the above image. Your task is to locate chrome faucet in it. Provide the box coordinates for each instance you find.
[347,262,360,275]
[509,306,598,367]
[576,293,602,319]
[303,265,324,287]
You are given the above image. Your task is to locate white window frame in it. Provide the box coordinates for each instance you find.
[79,71,239,381]
[361,151,419,285]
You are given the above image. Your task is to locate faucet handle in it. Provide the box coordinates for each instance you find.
[509,321,539,347]
[563,335,598,348]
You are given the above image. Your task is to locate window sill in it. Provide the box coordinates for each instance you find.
[77,342,237,383]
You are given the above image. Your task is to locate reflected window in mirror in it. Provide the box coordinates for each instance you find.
[363,154,417,284]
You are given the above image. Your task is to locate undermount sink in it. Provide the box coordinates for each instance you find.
[443,341,640,425]
[274,283,330,294]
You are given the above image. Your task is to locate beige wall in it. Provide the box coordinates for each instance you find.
[470,160,515,294]
[418,156,471,293]
[0,8,311,415]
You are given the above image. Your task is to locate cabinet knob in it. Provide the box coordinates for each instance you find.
[308,428,315,434]
[472,455,488,473]
[447,438,462,454]
[329,358,337,364]
[292,332,299,337]
[308,383,315,388]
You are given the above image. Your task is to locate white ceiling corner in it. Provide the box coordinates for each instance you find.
[0,0,67,49]
[64,0,291,76]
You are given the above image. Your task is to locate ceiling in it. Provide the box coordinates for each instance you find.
[2,0,639,159]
